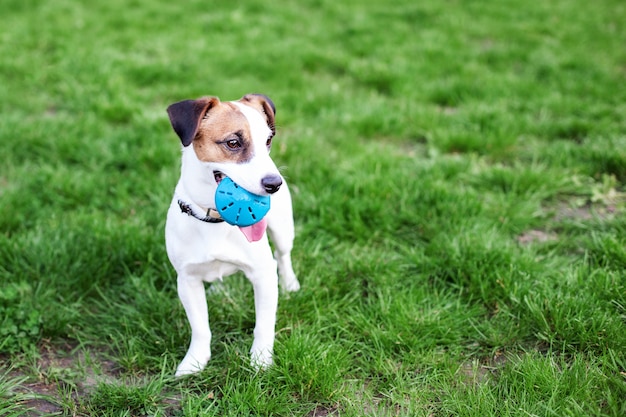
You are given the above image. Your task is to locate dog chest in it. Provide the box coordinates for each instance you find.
[180,257,240,283]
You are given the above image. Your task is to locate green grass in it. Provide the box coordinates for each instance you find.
[1,0,625,415]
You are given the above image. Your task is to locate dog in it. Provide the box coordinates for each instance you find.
[165,94,300,377]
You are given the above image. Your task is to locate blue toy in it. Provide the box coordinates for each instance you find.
[215,177,271,227]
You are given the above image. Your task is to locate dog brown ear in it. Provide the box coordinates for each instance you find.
[167,97,220,147]
[239,94,276,135]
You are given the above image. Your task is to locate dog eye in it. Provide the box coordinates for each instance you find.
[226,139,241,149]
[266,137,272,147]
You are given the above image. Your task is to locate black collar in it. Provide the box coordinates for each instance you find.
[177,199,224,223]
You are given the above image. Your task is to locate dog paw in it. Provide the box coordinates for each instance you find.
[175,351,211,377]
[279,270,300,292]
[250,347,273,370]
[282,277,301,293]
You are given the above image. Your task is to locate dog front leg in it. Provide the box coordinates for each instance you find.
[248,272,279,369]
[266,185,300,292]
[175,274,212,377]
[275,247,300,293]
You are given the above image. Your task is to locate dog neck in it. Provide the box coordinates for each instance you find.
[177,146,219,211]
[173,147,224,223]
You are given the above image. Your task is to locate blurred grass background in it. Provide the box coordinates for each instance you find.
[1,0,625,415]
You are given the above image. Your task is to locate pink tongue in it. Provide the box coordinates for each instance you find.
[238,218,267,242]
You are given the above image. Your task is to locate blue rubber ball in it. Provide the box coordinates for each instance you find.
[215,177,271,226]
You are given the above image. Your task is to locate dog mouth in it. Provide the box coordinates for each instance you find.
[213,171,225,184]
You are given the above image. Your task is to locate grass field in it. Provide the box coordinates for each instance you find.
[1,0,625,415]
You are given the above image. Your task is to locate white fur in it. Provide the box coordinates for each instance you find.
[165,100,300,377]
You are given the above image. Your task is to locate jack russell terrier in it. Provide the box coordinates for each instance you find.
[165,94,300,377]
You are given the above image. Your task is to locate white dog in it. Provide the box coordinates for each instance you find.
[165,94,300,377]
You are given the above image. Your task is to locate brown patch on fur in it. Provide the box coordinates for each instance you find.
[193,101,254,164]
[167,97,220,147]
[167,94,277,164]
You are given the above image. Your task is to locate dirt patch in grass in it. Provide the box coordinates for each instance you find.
[8,341,121,416]
[457,349,511,385]
[308,403,341,416]
[517,229,558,245]
[552,201,619,222]
[517,200,622,246]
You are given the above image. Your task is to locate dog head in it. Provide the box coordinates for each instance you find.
[167,94,282,196]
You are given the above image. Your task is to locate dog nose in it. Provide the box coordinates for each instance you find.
[261,174,283,194]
